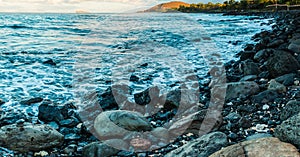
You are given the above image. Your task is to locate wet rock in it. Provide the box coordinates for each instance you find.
[209,137,299,157]
[63,144,77,155]
[253,49,272,61]
[0,111,28,126]
[252,90,279,103]
[38,101,68,123]
[165,132,227,157]
[0,123,63,152]
[268,79,286,93]
[239,60,260,75]
[82,142,119,157]
[288,39,300,54]
[266,50,299,77]
[99,84,129,110]
[239,75,257,81]
[94,110,152,139]
[20,97,43,105]
[43,59,57,66]
[240,51,255,61]
[267,39,284,48]
[280,100,300,121]
[275,112,300,149]
[275,73,296,86]
[0,99,5,105]
[58,117,80,127]
[226,81,260,101]
[134,88,151,105]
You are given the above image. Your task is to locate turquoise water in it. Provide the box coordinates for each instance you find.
[0,13,272,121]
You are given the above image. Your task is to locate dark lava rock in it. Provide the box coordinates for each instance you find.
[240,51,255,61]
[267,39,284,48]
[43,59,57,66]
[129,75,139,82]
[253,49,272,62]
[275,113,300,149]
[275,73,296,86]
[0,99,4,105]
[252,90,280,103]
[225,81,260,101]
[266,50,300,77]
[134,88,151,105]
[280,100,300,121]
[240,60,260,75]
[288,39,300,54]
[165,132,228,157]
[20,97,43,105]
[99,84,129,110]
[38,101,68,123]
[0,111,28,126]
[82,142,119,157]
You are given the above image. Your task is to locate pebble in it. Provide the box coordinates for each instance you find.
[262,104,269,110]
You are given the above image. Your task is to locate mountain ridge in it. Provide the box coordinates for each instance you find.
[140,1,190,13]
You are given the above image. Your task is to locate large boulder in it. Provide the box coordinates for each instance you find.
[165,132,228,157]
[0,123,64,152]
[266,50,299,77]
[274,112,300,149]
[226,81,260,101]
[209,137,300,157]
[94,110,152,139]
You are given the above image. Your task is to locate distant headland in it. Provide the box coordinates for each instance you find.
[139,0,300,13]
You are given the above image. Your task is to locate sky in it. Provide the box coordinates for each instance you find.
[0,0,224,13]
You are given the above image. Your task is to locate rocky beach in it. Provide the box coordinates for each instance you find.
[0,11,300,157]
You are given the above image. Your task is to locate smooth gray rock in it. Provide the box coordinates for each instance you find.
[82,142,120,157]
[226,81,260,101]
[0,123,63,152]
[280,100,300,121]
[94,110,152,139]
[266,50,299,77]
[275,113,300,149]
[165,132,228,157]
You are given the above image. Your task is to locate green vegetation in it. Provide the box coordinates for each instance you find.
[177,0,300,13]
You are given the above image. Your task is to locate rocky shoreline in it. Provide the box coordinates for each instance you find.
[0,12,300,157]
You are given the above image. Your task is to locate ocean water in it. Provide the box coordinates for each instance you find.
[0,13,272,123]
